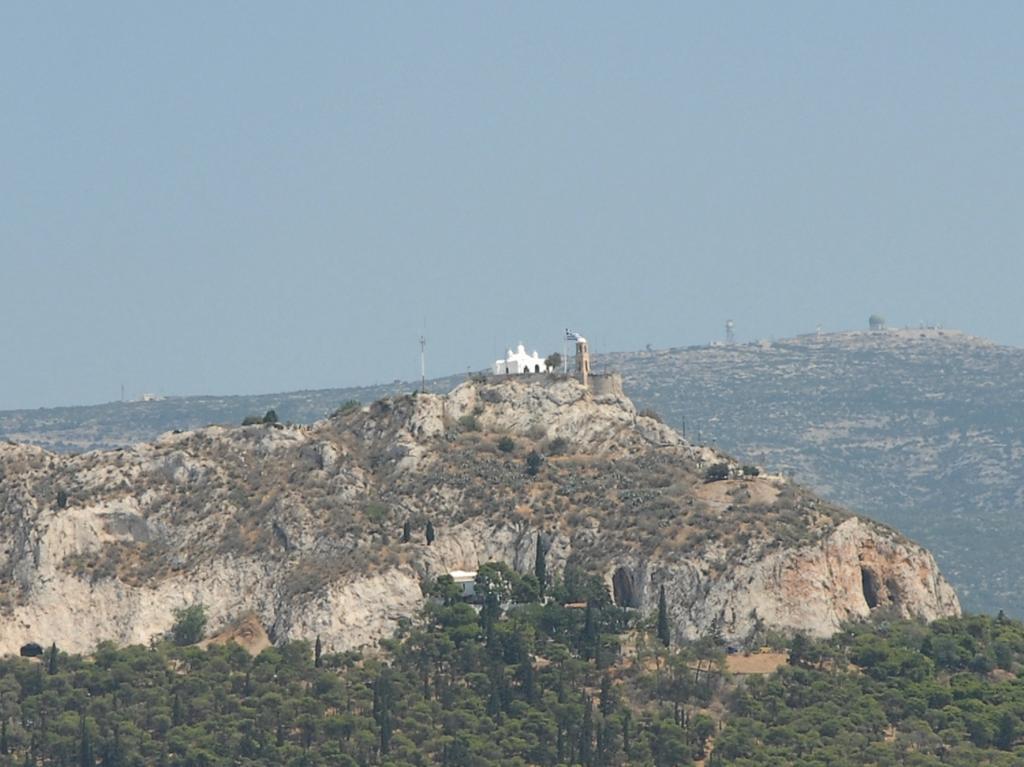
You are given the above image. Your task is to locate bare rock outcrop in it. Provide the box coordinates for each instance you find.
[0,376,959,655]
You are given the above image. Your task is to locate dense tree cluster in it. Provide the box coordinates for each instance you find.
[0,569,721,766]
[715,613,1024,765]
[2,575,1024,766]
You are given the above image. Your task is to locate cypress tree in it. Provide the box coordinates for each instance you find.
[579,697,594,767]
[599,673,615,717]
[314,635,323,668]
[379,708,392,757]
[78,715,93,767]
[582,603,599,660]
[100,727,124,767]
[519,659,536,705]
[657,585,671,647]
[482,592,500,652]
[622,708,632,758]
[533,532,547,598]
[46,642,58,675]
[172,693,183,727]
[595,721,610,767]
[373,668,393,755]
[486,688,500,721]
[442,736,470,767]
[425,521,435,546]
[401,520,411,543]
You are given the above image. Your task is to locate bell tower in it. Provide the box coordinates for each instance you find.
[575,338,590,388]
[565,329,591,388]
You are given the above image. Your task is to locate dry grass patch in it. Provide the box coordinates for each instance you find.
[725,652,789,675]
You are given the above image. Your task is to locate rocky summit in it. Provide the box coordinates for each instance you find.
[0,375,958,655]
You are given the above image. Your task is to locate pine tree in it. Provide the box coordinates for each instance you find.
[314,635,323,668]
[401,520,411,543]
[425,520,435,546]
[657,585,671,647]
[534,532,547,598]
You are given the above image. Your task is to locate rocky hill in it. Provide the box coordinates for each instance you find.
[0,376,957,656]
[604,328,1024,617]
[2,328,1019,616]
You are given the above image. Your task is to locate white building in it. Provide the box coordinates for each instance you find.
[449,570,477,599]
[494,344,546,375]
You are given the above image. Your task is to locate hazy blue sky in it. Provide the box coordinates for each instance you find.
[2,3,1022,409]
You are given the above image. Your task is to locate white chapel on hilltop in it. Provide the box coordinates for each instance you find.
[494,344,546,375]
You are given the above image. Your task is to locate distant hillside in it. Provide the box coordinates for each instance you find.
[0,373,463,453]
[606,328,1024,618]
[1,328,1019,616]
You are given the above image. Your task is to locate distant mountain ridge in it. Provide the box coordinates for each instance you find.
[1,327,1021,616]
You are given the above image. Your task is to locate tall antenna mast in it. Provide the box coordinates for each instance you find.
[725,319,735,345]
[419,335,427,393]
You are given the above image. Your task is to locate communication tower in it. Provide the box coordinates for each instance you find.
[419,335,427,393]
[725,320,735,345]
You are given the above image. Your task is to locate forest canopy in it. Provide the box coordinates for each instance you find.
[0,571,1023,766]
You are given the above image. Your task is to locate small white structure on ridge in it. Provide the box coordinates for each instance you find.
[494,344,546,375]
[449,570,477,599]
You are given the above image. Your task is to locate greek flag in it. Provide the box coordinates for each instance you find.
[565,329,583,341]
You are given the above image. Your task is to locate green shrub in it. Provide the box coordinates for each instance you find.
[458,414,479,431]
[547,437,569,455]
[171,604,207,646]
[638,408,663,423]
[365,502,388,525]
[497,436,515,453]
[334,400,361,416]
[705,463,730,482]
[525,451,543,476]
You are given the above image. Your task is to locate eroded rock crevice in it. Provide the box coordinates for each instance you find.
[612,566,641,608]
[861,566,880,609]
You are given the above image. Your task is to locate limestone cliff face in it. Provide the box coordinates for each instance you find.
[0,376,958,655]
